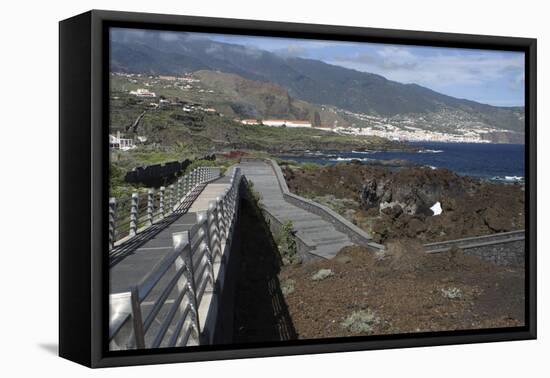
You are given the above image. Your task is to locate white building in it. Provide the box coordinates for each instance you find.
[314,127,335,132]
[240,119,260,125]
[109,131,136,151]
[285,120,312,128]
[262,119,312,128]
[129,88,156,98]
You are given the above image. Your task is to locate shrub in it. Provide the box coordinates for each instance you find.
[311,268,334,281]
[300,162,321,171]
[280,278,296,297]
[184,159,219,174]
[441,287,462,299]
[276,220,298,264]
[341,309,380,334]
[246,179,263,208]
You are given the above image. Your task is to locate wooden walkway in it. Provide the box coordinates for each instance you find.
[238,160,353,259]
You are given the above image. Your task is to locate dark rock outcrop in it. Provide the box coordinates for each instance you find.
[282,162,525,244]
[360,167,475,216]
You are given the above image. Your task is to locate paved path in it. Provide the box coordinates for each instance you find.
[109,174,233,347]
[238,160,353,259]
[110,176,231,294]
[189,176,231,212]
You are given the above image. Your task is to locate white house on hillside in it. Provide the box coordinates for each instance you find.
[262,119,312,128]
[129,88,156,98]
[240,119,260,125]
[109,131,136,151]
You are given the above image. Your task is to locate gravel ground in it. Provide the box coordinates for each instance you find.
[278,242,524,339]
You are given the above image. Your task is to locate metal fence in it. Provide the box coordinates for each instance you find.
[109,167,243,350]
[109,167,220,250]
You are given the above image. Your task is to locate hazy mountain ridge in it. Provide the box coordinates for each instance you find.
[110,29,524,140]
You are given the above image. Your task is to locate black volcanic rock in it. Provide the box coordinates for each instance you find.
[360,167,472,216]
[283,163,525,243]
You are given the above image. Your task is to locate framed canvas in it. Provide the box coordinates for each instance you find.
[59,9,537,368]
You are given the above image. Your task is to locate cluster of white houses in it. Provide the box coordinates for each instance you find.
[240,119,313,128]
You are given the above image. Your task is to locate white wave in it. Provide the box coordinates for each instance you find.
[418,149,443,153]
[351,150,375,154]
[505,176,524,181]
[330,157,373,162]
[492,175,524,182]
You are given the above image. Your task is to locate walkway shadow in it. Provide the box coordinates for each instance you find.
[232,191,297,343]
[109,183,207,267]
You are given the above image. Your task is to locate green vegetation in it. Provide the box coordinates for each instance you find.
[280,278,296,297]
[246,179,263,208]
[275,220,298,265]
[441,287,463,299]
[299,162,322,171]
[184,158,235,176]
[311,268,334,281]
[341,309,380,334]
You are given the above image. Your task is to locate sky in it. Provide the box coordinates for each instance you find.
[205,34,525,107]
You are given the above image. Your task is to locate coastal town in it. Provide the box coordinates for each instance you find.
[110,71,520,146]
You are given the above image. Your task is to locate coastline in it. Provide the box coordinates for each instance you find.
[276,141,525,183]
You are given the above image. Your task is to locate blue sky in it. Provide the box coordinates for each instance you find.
[205,34,525,107]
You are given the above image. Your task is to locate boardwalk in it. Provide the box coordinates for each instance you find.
[238,160,353,259]
[110,176,231,294]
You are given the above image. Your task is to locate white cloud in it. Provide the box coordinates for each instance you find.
[332,46,523,86]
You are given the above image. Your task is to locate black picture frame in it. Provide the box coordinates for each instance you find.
[59,9,537,368]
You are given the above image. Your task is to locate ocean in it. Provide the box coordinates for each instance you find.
[279,142,525,182]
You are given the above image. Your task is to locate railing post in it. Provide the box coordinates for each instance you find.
[183,174,190,195]
[130,286,145,349]
[172,231,201,337]
[109,197,116,250]
[129,192,139,237]
[220,189,229,245]
[169,184,175,211]
[190,169,196,189]
[197,211,215,292]
[147,189,154,226]
[208,200,221,262]
[176,177,182,204]
[159,186,165,218]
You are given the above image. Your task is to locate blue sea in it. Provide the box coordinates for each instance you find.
[279,142,525,182]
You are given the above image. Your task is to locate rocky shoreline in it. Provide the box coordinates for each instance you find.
[281,160,525,244]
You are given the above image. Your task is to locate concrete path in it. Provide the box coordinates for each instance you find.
[189,180,231,212]
[238,160,353,259]
[109,175,234,346]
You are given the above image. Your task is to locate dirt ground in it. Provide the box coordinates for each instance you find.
[278,242,525,339]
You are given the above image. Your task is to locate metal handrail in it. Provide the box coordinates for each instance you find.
[109,167,243,350]
[109,167,221,250]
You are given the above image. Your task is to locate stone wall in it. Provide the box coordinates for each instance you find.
[462,239,525,267]
[425,231,525,268]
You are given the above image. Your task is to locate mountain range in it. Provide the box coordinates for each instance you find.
[110,29,524,137]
